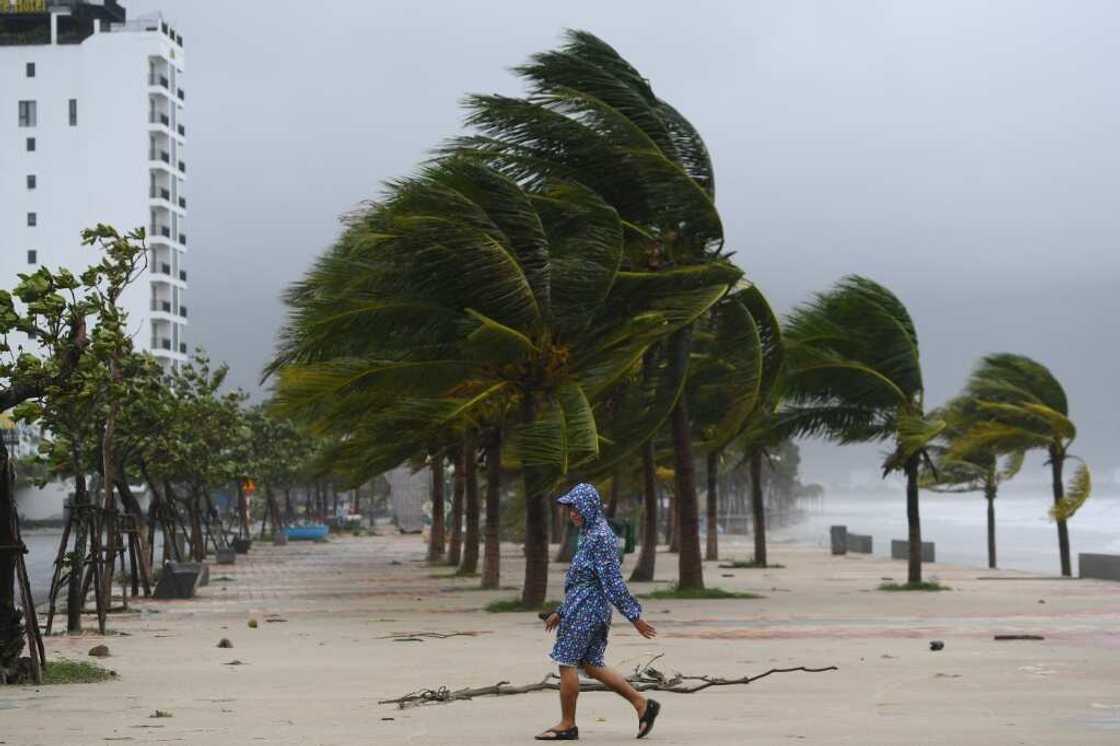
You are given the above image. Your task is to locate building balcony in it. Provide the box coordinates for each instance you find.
[178,160,186,174]
[177,123,185,137]
[177,88,185,101]
[149,74,169,89]
[151,224,171,239]
[149,149,170,165]
[179,305,188,318]
[179,269,187,282]
[178,233,186,246]
[178,196,187,209]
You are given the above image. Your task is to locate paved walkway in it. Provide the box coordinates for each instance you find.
[3,532,1119,744]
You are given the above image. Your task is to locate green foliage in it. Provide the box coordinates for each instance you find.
[484,598,563,613]
[782,276,939,474]
[638,586,763,600]
[877,581,951,592]
[41,659,115,684]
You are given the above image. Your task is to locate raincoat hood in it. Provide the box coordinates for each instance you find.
[556,482,606,531]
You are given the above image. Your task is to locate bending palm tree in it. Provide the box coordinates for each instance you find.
[783,276,943,585]
[454,30,729,590]
[925,396,1024,569]
[269,159,736,607]
[949,354,1091,576]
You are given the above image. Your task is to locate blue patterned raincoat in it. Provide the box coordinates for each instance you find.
[549,483,642,668]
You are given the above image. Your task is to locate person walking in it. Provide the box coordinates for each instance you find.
[536,483,661,741]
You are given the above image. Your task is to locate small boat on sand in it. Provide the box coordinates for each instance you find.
[285,524,329,541]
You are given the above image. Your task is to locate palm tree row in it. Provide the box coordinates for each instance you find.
[269,30,1093,606]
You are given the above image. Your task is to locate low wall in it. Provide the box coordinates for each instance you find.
[1079,553,1120,581]
[830,525,847,555]
[891,539,935,562]
[846,533,873,554]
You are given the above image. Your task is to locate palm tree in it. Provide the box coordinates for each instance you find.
[949,354,1091,576]
[783,276,943,585]
[270,159,736,607]
[688,286,783,562]
[454,30,730,590]
[924,396,1024,569]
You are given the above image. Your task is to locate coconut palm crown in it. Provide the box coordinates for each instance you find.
[782,275,943,584]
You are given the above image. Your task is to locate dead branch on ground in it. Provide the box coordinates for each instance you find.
[379,654,837,709]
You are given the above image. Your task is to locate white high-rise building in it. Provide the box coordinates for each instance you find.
[0,0,188,369]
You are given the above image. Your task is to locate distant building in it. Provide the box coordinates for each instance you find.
[0,0,189,370]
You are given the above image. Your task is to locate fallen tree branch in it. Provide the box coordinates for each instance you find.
[378,656,838,709]
[377,631,491,641]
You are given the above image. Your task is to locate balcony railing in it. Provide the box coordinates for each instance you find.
[160,339,172,350]
[150,112,170,126]
[150,225,171,238]
[150,150,170,163]
[150,187,171,200]
[151,300,173,313]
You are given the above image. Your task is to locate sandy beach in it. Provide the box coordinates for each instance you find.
[3,531,1119,745]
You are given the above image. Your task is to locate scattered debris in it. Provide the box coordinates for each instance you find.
[247,618,258,629]
[934,673,962,678]
[1038,600,1046,604]
[88,645,110,658]
[265,617,288,624]
[379,655,838,709]
[217,639,233,649]
[994,635,1044,641]
[150,710,173,719]
[721,574,735,578]
[224,660,245,666]
[381,717,395,721]
[377,631,489,641]
[881,654,896,659]
[929,641,944,651]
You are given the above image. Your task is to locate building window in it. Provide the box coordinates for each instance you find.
[18,100,37,127]
[26,174,36,190]
[26,137,36,151]
[69,98,77,126]
[26,62,35,78]
[27,212,37,227]
[27,251,37,265]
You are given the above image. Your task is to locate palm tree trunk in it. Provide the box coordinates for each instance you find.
[630,439,659,581]
[606,469,621,519]
[905,456,922,585]
[705,450,719,561]
[427,453,445,562]
[667,490,679,552]
[1050,447,1071,577]
[448,448,465,567]
[985,480,997,569]
[750,449,767,567]
[521,400,550,608]
[461,434,480,575]
[481,429,502,589]
[669,326,703,590]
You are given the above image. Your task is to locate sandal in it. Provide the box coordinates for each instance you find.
[535,726,579,740]
[637,699,660,739]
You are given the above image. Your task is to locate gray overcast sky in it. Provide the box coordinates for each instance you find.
[129,1,1119,490]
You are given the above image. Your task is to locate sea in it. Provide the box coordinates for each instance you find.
[774,490,1120,576]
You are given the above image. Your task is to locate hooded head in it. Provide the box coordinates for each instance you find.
[556,482,606,532]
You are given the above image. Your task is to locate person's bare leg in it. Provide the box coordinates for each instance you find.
[582,663,646,715]
[540,665,580,736]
